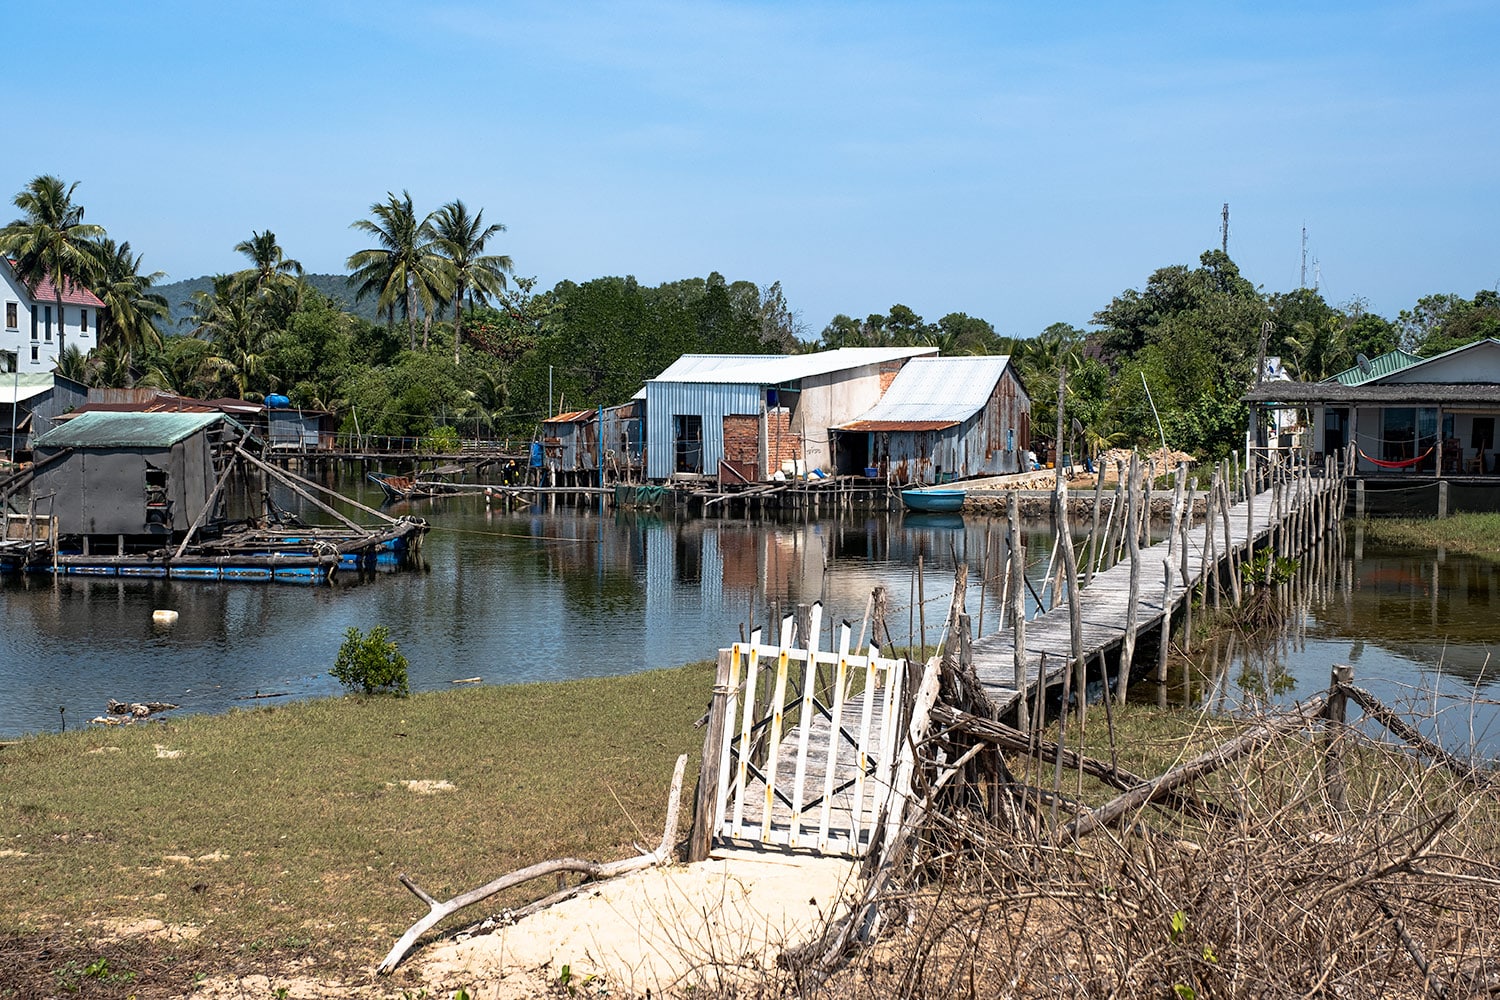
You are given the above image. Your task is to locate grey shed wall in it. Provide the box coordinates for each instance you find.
[35,435,214,536]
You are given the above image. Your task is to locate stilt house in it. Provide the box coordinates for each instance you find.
[1243,339,1500,477]
[833,355,1031,483]
[641,347,936,482]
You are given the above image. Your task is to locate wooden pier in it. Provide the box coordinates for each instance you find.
[689,449,1350,863]
[973,452,1348,714]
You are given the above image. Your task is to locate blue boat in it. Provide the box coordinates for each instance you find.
[900,488,966,513]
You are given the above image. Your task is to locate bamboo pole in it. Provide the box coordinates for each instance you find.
[173,437,249,560]
[1116,452,1141,704]
[1220,477,1242,607]
[1007,492,1029,731]
[1057,481,1086,730]
[1156,466,1185,682]
[1084,461,1105,587]
[239,449,370,535]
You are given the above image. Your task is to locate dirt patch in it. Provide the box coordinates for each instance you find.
[417,853,859,997]
[91,918,203,943]
[391,779,456,795]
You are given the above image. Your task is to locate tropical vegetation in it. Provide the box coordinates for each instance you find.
[3,173,1496,460]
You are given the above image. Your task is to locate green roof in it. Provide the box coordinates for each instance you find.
[33,411,223,449]
[1326,349,1423,386]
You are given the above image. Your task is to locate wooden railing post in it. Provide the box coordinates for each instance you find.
[1321,664,1354,815]
[688,649,734,862]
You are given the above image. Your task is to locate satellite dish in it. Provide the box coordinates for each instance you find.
[1356,353,1372,375]
[1072,417,1084,437]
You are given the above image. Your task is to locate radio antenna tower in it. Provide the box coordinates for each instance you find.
[1300,225,1308,288]
[1221,203,1229,253]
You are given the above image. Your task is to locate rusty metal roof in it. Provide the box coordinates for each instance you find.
[840,419,959,432]
[542,409,594,423]
[837,356,1017,430]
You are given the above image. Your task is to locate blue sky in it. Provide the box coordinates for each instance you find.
[7,1,1497,338]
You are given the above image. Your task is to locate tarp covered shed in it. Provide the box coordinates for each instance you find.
[835,355,1030,483]
[31,411,227,537]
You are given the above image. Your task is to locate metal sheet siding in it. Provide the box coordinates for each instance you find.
[645,382,763,479]
[871,365,1030,483]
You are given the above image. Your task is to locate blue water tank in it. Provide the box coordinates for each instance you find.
[265,394,291,409]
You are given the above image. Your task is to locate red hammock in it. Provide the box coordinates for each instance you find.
[1358,445,1434,469]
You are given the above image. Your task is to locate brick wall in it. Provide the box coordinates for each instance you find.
[767,408,801,473]
[879,360,905,395]
[722,414,760,479]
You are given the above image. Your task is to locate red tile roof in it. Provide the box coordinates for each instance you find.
[7,259,105,308]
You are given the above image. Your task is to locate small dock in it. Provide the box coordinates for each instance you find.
[689,450,1350,864]
[973,453,1346,714]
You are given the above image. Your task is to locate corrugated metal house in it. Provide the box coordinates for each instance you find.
[539,401,644,484]
[0,372,87,456]
[641,347,936,481]
[834,355,1030,484]
[31,411,228,539]
[267,407,336,451]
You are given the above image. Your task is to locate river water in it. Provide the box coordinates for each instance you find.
[2,483,1496,756]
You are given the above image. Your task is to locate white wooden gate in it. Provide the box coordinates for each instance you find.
[709,603,909,857]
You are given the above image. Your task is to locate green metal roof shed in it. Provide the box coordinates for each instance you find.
[34,411,224,449]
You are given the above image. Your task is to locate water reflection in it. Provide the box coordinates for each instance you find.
[3,481,1498,755]
[1169,525,1500,756]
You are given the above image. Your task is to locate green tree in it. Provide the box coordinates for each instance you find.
[347,192,447,351]
[429,199,512,365]
[92,238,169,354]
[1399,291,1500,356]
[232,229,304,302]
[0,175,106,361]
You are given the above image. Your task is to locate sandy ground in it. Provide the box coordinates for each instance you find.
[414,851,861,998]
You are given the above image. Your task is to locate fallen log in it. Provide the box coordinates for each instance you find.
[1058,691,1329,844]
[376,753,687,975]
[1342,685,1494,790]
[929,705,1239,823]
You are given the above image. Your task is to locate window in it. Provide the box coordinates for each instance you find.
[79,308,87,334]
[4,302,14,329]
[1473,417,1494,452]
[29,344,38,363]
[44,306,52,341]
[31,309,37,340]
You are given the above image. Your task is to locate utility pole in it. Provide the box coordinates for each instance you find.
[1221,203,1229,254]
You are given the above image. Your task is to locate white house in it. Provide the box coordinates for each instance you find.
[0,258,104,372]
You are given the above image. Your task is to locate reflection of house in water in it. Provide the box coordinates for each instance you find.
[1315,544,1500,683]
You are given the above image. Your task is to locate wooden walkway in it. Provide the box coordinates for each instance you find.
[972,473,1338,713]
[691,459,1345,861]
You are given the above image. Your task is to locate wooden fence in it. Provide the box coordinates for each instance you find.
[690,604,914,859]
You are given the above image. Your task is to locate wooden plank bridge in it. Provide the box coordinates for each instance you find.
[974,464,1345,714]
[690,453,1349,861]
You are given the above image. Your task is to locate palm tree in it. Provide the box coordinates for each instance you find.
[182,274,274,399]
[0,175,105,360]
[347,192,448,350]
[232,229,303,301]
[92,238,169,354]
[429,200,512,364]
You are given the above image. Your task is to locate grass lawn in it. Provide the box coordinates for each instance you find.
[1359,511,1500,558]
[0,662,713,996]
